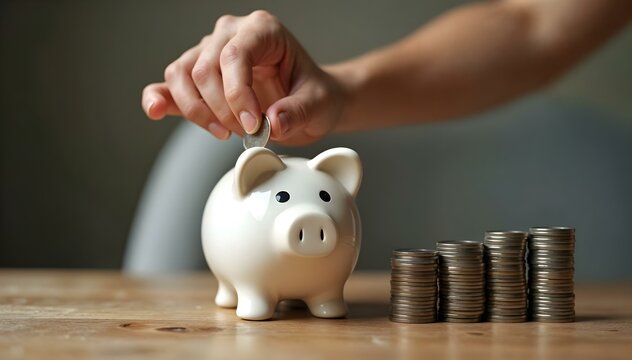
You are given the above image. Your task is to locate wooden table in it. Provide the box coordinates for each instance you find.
[0,270,630,359]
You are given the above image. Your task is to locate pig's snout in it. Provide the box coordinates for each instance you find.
[274,205,338,257]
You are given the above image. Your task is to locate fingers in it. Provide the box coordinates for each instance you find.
[143,10,319,142]
[164,46,231,139]
[266,97,307,140]
[142,83,181,120]
[266,81,334,142]
[192,34,244,136]
[219,11,285,134]
[219,40,262,134]
[143,81,231,140]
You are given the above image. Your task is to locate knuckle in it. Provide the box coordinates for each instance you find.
[164,62,179,81]
[249,9,273,22]
[219,44,239,66]
[246,10,281,36]
[224,85,242,104]
[215,14,235,30]
[191,63,211,84]
[182,102,206,121]
[199,34,212,45]
[216,110,236,127]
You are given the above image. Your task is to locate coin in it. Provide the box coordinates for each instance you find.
[437,240,486,323]
[527,227,575,323]
[242,113,271,149]
[389,314,437,323]
[390,248,438,324]
[483,230,528,322]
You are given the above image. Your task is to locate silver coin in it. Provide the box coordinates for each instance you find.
[487,310,528,315]
[487,316,527,323]
[390,310,436,316]
[488,288,527,293]
[392,270,437,275]
[486,301,527,309]
[391,308,437,315]
[392,297,438,303]
[391,286,437,292]
[529,226,575,234]
[528,278,573,285]
[242,113,271,149]
[391,291,438,297]
[529,298,575,305]
[391,313,437,320]
[440,264,484,269]
[391,305,436,311]
[486,265,525,270]
[393,248,439,257]
[391,294,437,300]
[391,300,437,306]
[392,266,438,271]
[528,249,574,256]
[528,271,574,279]
[389,315,437,324]
[392,259,438,265]
[485,230,529,237]
[441,316,484,323]
[391,286,438,292]
[390,277,437,283]
[392,267,438,272]
[487,291,527,298]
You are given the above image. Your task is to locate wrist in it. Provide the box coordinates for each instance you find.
[322,61,366,133]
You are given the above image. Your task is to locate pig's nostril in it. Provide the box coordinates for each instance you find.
[320,229,324,241]
[299,229,303,242]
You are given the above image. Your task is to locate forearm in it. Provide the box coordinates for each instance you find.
[327,0,632,132]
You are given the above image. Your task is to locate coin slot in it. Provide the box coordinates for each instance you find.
[320,229,324,241]
[299,229,303,242]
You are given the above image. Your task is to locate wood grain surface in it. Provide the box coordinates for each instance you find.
[0,270,630,359]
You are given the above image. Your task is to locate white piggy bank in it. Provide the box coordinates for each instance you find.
[202,147,362,320]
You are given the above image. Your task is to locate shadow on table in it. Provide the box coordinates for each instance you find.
[275,300,389,320]
[275,302,625,322]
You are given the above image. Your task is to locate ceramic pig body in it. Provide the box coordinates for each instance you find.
[202,147,362,320]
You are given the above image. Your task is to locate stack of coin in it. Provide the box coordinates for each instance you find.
[528,227,576,322]
[437,241,486,323]
[390,249,439,323]
[484,231,528,322]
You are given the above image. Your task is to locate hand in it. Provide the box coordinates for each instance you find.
[142,10,346,145]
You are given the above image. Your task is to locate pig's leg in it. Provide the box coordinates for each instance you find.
[304,288,347,318]
[235,286,277,320]
[214,277,237,308]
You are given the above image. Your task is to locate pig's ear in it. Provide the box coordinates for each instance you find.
[308,147,362,198]
[234,148,286,197]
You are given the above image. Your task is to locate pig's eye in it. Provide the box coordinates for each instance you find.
[319,190,331,202]
[275,191,290,203]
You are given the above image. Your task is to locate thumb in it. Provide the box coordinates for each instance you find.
[267,84,330,141]
[267,96,308,141]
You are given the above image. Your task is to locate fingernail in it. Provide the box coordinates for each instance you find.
[146,100,155,114]
[239,111,258,134]
[208,122,231,140]
[278,112,290,135]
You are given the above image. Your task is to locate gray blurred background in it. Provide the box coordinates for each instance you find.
[1,1,631,280]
